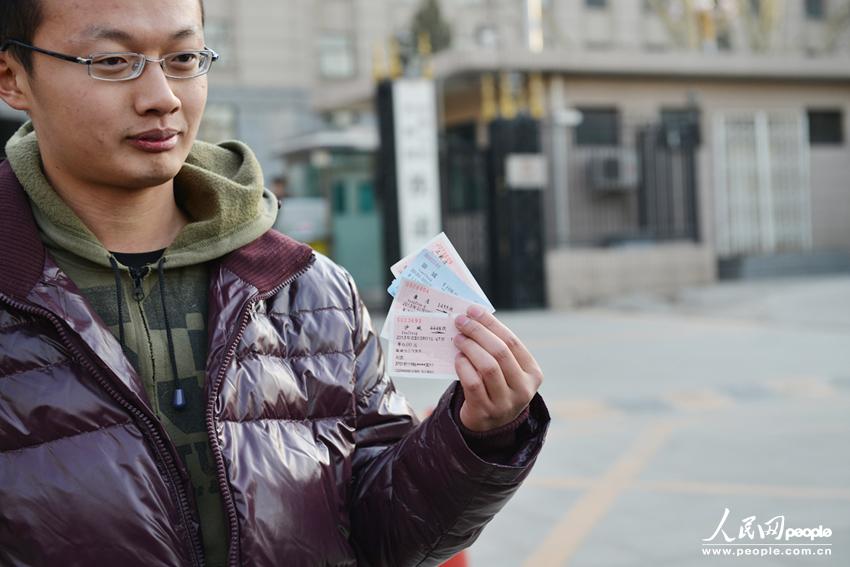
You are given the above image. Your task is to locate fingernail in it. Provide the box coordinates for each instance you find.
[453,334,466,345]
[455,314,469,327]
[468,305,483,318]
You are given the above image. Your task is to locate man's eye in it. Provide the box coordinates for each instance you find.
[169,52,199,67]
[93,56,130,67]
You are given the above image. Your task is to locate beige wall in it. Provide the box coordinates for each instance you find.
[203,0,420,91]
[810,147,850,251]
[437,74,850,254]
[203,0,850,92]
[550,77,850,254]
[546,243,717,309]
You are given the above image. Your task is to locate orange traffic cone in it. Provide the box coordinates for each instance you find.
[441,551,469,567]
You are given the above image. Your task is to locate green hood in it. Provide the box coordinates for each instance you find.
[5,121,278,269]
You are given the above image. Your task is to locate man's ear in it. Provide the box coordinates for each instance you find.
[0,51,32,112]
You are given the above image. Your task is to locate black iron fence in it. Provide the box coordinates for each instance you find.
[556,113,701,247]
[438,112,701,308]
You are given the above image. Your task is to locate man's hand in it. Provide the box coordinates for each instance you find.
[453,306,544,432]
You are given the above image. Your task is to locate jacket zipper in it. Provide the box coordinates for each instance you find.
[129,265,148,302]
[206,255,316,567]
[0,291,205,566]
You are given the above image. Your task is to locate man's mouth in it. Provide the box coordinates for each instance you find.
[128,129,181,152]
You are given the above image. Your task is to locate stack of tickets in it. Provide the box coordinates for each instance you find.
[382,233,495,379]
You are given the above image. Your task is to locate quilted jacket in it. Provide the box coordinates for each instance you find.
[0,160,550,567]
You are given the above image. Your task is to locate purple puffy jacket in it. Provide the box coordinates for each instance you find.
[0,161,549,566]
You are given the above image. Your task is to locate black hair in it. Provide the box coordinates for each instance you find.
[0,0,43,73]
[0,0,205,75]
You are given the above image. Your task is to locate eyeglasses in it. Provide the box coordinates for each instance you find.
[0,39,219,81]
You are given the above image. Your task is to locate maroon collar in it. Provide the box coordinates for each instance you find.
[218,229,315,295]
[0,160,45,300]
[0,160,314,300]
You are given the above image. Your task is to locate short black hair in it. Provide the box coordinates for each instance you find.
[0,0,206,75]
[0,1,42,74]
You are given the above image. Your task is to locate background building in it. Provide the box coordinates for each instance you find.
[199,0,850,308]
[4,1,848,308]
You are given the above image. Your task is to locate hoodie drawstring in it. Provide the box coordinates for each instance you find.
[108,254,187,411]
[108,256,127,349]
[157,256,187,411]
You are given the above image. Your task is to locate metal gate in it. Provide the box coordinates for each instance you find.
[555,113,701,246]
[440,118,547,309]
[713,110,812,258]
[637,121,700,242]
[440,123,493,298]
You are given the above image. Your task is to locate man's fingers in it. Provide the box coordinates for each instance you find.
[453,333,513,402]
[455,353,490,407]
[465,307,542,377]
[454,313,524,377]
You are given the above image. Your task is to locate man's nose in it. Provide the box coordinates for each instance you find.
[133,60,181,116]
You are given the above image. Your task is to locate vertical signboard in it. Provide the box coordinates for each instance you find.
[392,79,442,257]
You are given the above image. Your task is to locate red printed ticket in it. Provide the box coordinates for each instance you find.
[387,312,459,380]
[390,232,488,301]
[381,278,493,341]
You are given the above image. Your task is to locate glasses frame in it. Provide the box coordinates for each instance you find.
[0,39,219,81]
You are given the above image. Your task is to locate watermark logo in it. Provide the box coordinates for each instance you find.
[701,508,832,559]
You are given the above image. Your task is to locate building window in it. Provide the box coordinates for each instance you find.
[585,0,607,8]
[332,182,348,214]
[318,34,356,80]
[197,103,237,143]
[358,182,375,213]
[807,109,844,145]
[805,0,825,19]
[661,107,702,146]
[475,25,499,48]
[717,27,733,50]
[575,108,620,146]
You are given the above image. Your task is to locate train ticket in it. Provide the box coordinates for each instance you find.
[381,278,493,341]
[388,249,494,311]
[387,312,459,380]
[390,232,488,301]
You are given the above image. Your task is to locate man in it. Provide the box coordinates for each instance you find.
[0,1,549,566]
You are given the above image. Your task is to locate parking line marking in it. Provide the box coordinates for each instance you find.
[523,420,679,567]
[663,389,736,412]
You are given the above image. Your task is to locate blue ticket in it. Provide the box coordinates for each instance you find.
[388,249,494,311]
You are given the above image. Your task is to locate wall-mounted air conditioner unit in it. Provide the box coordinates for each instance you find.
[587,150,638,192]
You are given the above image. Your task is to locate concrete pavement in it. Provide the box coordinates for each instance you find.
[380,275,850,566]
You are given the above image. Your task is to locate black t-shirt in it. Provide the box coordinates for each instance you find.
[111,248,166,269]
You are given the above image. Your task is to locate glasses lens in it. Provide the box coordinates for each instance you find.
[90,53,145,80]
[164,51,211,78]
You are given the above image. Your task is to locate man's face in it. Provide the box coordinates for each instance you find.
[13,0,207,191]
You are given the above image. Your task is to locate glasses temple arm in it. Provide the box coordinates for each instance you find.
[0,39,90,64]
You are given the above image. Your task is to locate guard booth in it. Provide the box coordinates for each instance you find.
[280,128,386,308]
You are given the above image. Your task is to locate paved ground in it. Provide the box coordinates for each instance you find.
[378,275,850,567]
